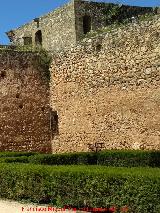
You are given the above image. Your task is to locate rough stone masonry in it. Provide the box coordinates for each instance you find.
[6,0,154,52]
[0,0,160,153]
[50,14,160,153]
[0,51,51,153]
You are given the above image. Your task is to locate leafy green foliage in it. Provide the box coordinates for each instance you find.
[0,164,159,212]
[0,44,41,52]
[34,48,52,81]
[97,150,160,167]
[28,150,160,167]
[86,11,159,39]
[28,152,97,165]
[0,151,37,158]
[0,150,159,167]
[0,152,36,164]
[0,156,29,163]
[0,45,51,82]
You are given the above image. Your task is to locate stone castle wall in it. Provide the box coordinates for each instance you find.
[7,0,154,52]
[0,51,51,153]
[8,1,76,52]
[74,0,154,41]
[50,15,160,153]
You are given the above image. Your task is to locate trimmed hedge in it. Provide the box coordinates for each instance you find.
[0,156,29,163]
[97,150,160,167]
[0,164,159,213]
[28,152,97,165]
[0,150,160,167]
[0,152,37,158]
[28,150,160,167]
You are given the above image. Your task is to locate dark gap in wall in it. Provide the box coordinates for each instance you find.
[83,15,91,34]
[16,93,20,99]
[34,18,40,28]
[35,30,42,46]
[96,44,102,52]
[50,110,59,138]
[1,71,6,79]
[23,37,32,45]
[41,107,45,112]
[19,104,23,109]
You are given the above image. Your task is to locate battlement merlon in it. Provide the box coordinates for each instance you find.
[6,0,157,52]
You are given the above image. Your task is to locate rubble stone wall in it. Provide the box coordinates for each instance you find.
[74,0,154,41]
[50,15,160,153]
[0,51,51,153]
[9,1,76,52]
[7,0,154,52]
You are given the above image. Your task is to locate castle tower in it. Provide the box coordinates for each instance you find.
[6,0,154,51]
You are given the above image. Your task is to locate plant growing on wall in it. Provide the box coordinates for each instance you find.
[35,48,52,82]
[104,3,122,25]
[0,44,51,82]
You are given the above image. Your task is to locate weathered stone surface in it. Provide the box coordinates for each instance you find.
[50,15,160,153]
[0,51,51,153]
[1,1,159,154]
[6,0,154,52]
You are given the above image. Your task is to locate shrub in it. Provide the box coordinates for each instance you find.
[0,164,159,213]
[0,152,37,158]
[28,152,97,165]
[28,150,160,167]
[97,150,160,167]
[2,156,29,163]
[1,150,160,168]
